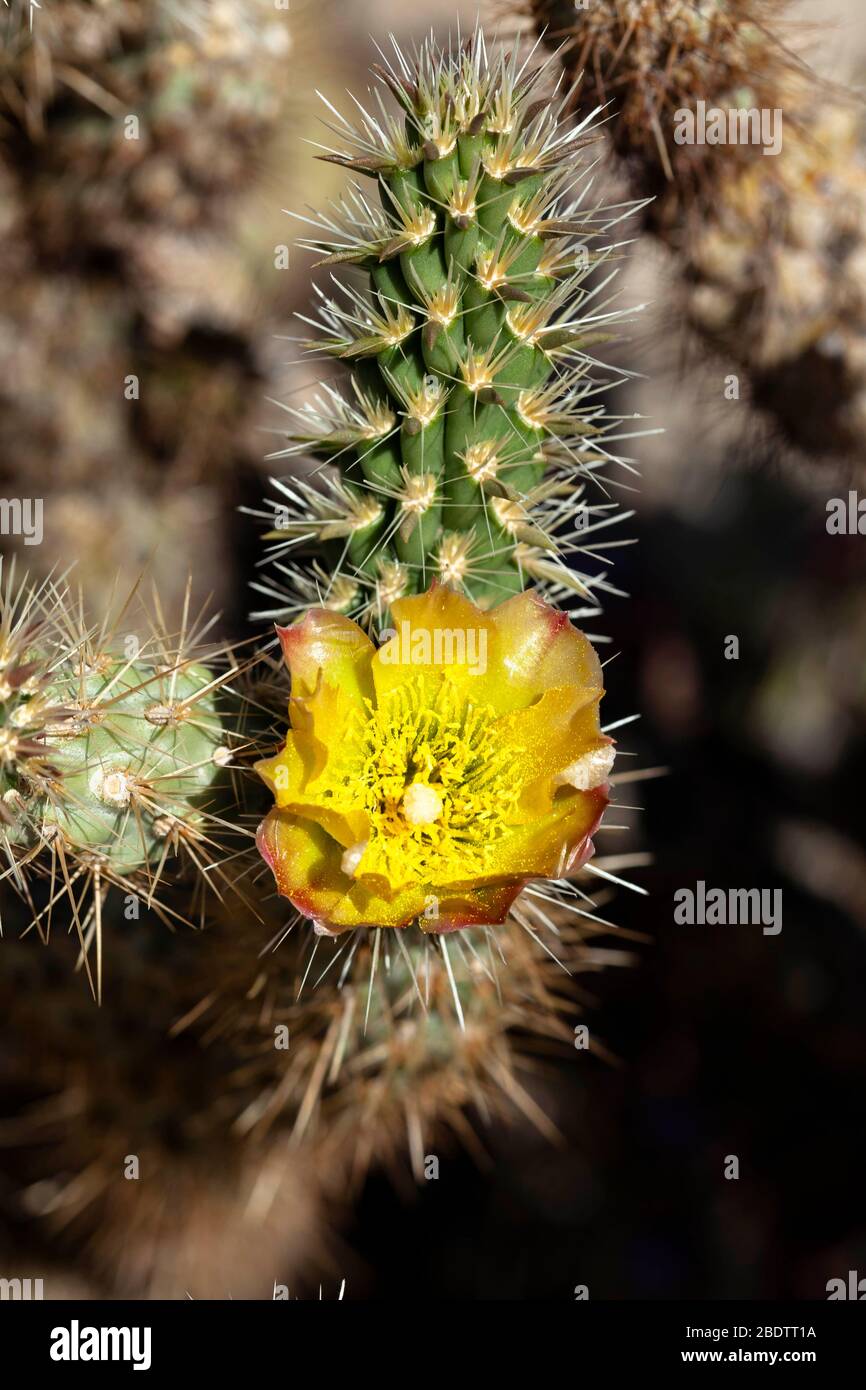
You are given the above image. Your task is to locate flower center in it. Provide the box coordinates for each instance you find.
[326,677,522,886]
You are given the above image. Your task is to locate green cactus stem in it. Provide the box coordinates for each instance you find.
[251,29,645,631]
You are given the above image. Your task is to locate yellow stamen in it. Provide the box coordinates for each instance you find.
[319,679,520,886]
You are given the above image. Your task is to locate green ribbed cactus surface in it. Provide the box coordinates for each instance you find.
[256,32,637,628]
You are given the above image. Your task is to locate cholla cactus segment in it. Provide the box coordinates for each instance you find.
[174,886,635,1184]
[32,658,225,874]
[0,560,251,990]
[256,27,644,627]
[255,585,613,935]
[526,0,866,458]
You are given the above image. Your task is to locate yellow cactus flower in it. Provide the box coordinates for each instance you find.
[255,585,613,935]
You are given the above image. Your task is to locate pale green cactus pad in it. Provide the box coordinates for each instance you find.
[34,659,227,874]
[0,562,246,991]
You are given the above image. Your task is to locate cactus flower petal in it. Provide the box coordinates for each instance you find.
[256,586,612,934]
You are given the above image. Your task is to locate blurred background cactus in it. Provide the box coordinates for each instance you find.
[522,0,866,462]
[0,910,327,1299]
[0,0,331,622]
